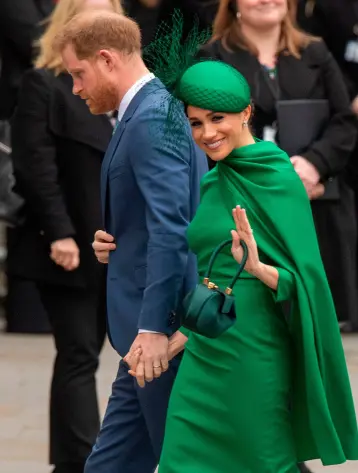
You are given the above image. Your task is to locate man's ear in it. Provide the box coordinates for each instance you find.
[98,49,116,71]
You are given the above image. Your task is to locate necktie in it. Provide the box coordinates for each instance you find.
[112,120,119,135]
[112,110,119,135]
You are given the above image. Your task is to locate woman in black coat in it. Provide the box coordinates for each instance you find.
[8,1,122,472]
[198,0,358,338]
[297,0,358,331]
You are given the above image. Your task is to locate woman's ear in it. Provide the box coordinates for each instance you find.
[242,104,252,125]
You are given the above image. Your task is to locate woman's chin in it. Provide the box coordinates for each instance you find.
[206,146,232,162]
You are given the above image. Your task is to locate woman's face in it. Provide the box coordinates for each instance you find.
[236,0,287,29]
[82,0,114,11]
[187,105,251,161]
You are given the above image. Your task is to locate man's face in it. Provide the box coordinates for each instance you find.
[62,44,119,114]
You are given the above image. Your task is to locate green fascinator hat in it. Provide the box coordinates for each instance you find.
[142,10,252,137]
[175,60,251,114]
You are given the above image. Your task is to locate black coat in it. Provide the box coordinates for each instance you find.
[0,0,54,119]
[157,0,219,34]
[297,0,358,101]
[199,39,357,180]
[199,39,358,325]
[8,68,113,288]
[123,0,219,48]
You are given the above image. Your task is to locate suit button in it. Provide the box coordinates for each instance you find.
[169,310,176,325]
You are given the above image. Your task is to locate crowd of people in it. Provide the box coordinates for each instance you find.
[1,1,358,473]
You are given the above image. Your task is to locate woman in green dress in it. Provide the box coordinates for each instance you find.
[127,60,358,472]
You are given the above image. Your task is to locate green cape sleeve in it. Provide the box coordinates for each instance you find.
[218,141,358,464]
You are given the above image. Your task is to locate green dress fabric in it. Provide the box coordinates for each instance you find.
[158,141,358,473]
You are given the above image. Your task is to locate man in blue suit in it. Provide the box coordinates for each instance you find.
[58,10,207,473]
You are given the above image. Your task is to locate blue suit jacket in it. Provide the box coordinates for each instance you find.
[101,79,208,355]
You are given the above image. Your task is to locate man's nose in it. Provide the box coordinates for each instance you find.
[72,82,82,96]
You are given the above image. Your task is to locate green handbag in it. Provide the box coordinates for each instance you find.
[181,239,249,338]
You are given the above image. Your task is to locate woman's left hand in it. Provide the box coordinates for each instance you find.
[231,206,261,276]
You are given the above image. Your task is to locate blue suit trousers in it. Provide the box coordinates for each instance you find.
[84,359,180,473]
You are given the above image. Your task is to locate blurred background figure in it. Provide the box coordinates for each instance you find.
[0,0,54,121]
[122,0,219,48]
[198,0,358,345]
[297,0,358,332]
[0,0,55,334]
[8,1,122,472]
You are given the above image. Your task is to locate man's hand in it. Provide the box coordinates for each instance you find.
[308,183,325,200]
[129,333,169,388]
[50,237,80,271]
[291,156,321,197]
[92,230,116,264]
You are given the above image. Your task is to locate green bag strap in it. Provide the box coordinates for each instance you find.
[203,239,249,295]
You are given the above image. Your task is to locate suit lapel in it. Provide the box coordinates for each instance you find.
[101,119,127,225]
[101,78,164,228]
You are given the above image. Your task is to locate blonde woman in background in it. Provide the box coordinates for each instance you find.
[9,1,123,473]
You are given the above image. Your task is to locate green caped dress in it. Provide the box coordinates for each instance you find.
[158,141,358,473]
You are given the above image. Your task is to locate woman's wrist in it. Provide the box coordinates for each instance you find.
[249,261,265,278]
[250,262,279,291]
[168,332,188,360]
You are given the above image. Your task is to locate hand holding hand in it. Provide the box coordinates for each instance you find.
[92,230,116,264]
[231,206,260,276]
[290,156,320,196]
[124,347,142,373]
[125,331,188,384]
[50,237,79,271]
[127,333,169,388]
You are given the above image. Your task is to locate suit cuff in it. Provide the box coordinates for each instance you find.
[138,329,163,334]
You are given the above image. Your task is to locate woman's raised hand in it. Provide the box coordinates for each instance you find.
[231,206,261,276]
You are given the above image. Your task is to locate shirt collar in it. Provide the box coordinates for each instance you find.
[117,73,155,122]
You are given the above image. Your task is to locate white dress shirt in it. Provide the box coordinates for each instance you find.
[117,73,155,123]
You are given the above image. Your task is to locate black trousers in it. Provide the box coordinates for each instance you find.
[38,281,107,469]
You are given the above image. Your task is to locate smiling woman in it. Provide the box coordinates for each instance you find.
[188,107,254,159]
[144,59,358,473]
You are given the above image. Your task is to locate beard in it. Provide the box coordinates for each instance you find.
[86,78,118,115]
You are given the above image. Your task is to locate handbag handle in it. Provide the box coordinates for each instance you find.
[203,239,249,295]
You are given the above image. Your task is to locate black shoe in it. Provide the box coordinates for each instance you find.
[298,463,313,473]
